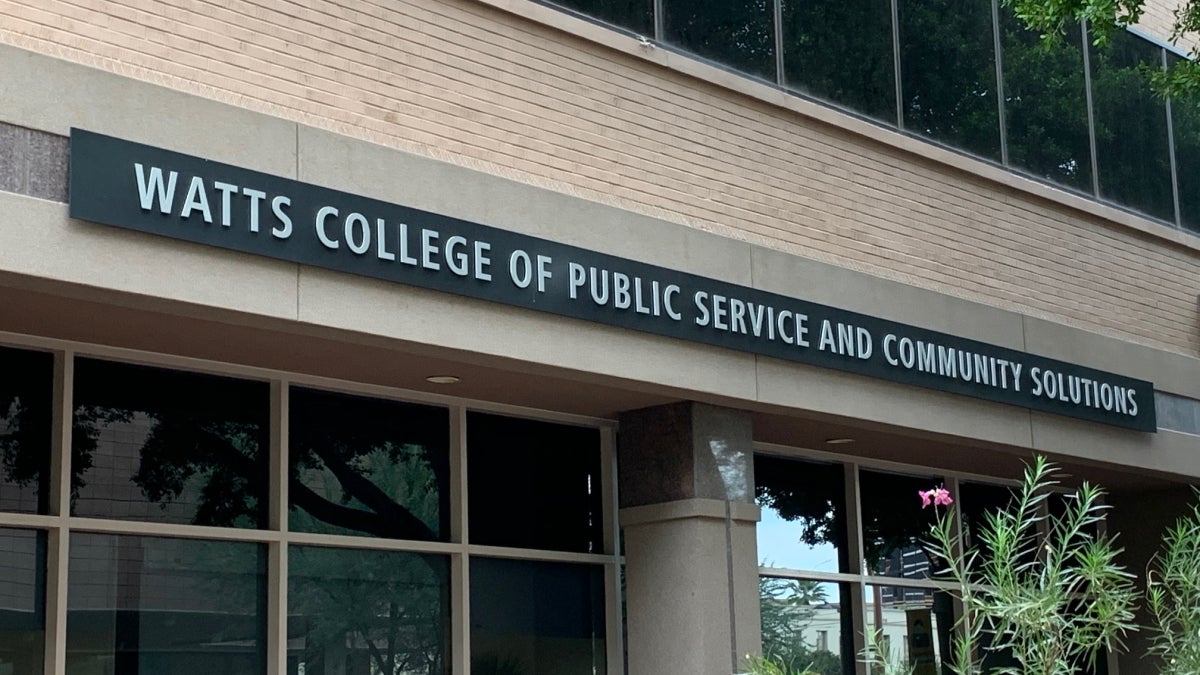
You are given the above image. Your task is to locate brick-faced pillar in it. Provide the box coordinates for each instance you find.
[619,402,761,675]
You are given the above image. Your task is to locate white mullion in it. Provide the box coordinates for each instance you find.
[600,427,617,556]
[50,351,72,519]
[267,541,287,675]
[600,426,623,674]
[270,380,289,533]
[267,380,288,675]
[452,554,469,675]
[944,475,970,650]
[451,406,469,675]
[843,463,868,675]
[759,566,959,593]
[44,528,68,675]
[464,545,614,565]
[62,517,282,543]
[0,512,58,529]
[604,562,622,675]
[451,406,468,546]
[282,532,462,556]
[44,350,72,675]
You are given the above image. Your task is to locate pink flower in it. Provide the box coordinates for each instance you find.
[919,487,954,508]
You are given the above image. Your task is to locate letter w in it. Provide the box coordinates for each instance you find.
[135,163,178,214]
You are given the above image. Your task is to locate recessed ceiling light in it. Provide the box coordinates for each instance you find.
[824,437,855,445]
[425,375,461,384]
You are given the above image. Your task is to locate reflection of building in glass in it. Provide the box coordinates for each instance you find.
[878,546,933,605]
[807,601,943,667]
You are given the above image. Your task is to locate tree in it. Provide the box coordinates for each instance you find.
[1002,0,1200,98]
[923,457,1138,675]
[759,577,842,675]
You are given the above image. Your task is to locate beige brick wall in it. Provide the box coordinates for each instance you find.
[0,0,1198,358]
[1139,0,1198,53]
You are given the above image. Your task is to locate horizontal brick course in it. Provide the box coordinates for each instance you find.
[1,0,1198,358]
[1139,0,1198,53]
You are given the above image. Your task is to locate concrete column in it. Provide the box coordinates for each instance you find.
[618,402,761,675]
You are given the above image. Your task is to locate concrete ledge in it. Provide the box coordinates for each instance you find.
[620,498,761,527]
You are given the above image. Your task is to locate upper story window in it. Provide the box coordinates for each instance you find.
[536,0,1198,235]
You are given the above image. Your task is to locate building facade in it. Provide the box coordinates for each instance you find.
[1,1,1199,674]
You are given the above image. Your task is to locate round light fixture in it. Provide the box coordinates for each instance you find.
[824,437,856,445]
[425,375,461,385]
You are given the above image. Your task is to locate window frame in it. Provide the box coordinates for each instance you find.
[0,328,623,675]
[753,441,1099,673]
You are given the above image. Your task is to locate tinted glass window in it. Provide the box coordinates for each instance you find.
[755,455,848,573]
[898,0,1002,159]
[470,558,606,675]
[0,347,53,515]
[760,577,852,674]
[662,0,777,82]
[859,469,943,578]
[542,0,654,35]
[780,0,896,122]
[289,546,450,674]
[467,412,603,553]
[289,387,450,542]
[1091,31,1174,221]
[958,481,1015,555]
[66,534,266,675]
[71,359,269,528]
[1001,12,1093,192]
[1170,54,1200,233]
[0,528,45,675]
[865,583,954,674]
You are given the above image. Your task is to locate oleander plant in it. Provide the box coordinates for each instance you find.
[920,455,1138,675]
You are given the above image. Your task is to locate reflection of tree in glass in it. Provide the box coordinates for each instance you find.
[780,0,897,123]
[1001,10,1093,192]
[0,348,53,513]
[899,0,1002,160]
[1090,30,1175,221]
[755,458,844,559]
[663,0,777,81]
[289,388,449,541]
[289,440,443,540]
[289,546,449,675]
[286,391,451,673]
[126,415,265,527]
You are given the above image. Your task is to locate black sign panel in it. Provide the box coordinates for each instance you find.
[67,129,1157,431]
